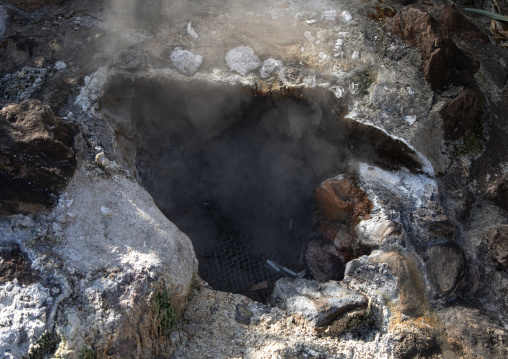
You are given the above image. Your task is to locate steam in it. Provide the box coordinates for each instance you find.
[132,82,352,259]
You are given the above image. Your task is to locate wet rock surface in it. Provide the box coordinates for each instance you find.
[0,100,77,214]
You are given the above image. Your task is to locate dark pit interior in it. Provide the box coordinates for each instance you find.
[101,77,424,302]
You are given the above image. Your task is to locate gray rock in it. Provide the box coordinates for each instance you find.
[225,46,260,76]
[112,49,150,71]
[170,48,203,76]
[425,243,466,298]
[0,68,48,104]
[0,6,7,40]
[234,304,253,325]
[271,278,368,327]
[259,58,283,78]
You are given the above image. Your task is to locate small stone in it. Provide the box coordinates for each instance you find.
[225,47,261,76]
[101,206,112,217]
[170,48,203,76]
[259,58,283,78]
[54,61,67,70]
[235,304,253,325]
[186,22,199,39]
[52,222,62,232]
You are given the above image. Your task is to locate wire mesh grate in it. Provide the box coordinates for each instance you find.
[197,234,305,303]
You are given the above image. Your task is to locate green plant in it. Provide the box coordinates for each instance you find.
[463,8,508,22]
[150,289,179,336]
[78,346,95,359]
[28,230,63,248]
[28,332,57,359]
[454,108,487,158]
[352,70,377,96]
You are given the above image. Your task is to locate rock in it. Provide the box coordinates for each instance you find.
[54,61,67,71]
[425,243,466,298]
[271,278,368,328]
[391,331,437,359]
[480,57,508,88]
[225,46,261,76]
[305,234,348,282]
[391,0,417,5]
[1,0,64,12]
[315,178,372,224]
[373,251,432,317]
[391,7,479,90]
[234,304,253,325]
[0,68,49,105]
[0,100,78,215]
[170,48,203,76]
[112,49,150,72]
[0,244,39,285]
[0,6,7,40]
[356,216,401,249]
[487,174,508,213]
[186,22,199,39]
[486,226,508,270]
[259,58,283,78]
[441,88,485,140]
[412,204,455,244]
[438,5,490,44]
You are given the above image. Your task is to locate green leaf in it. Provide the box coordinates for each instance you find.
[463,8,508,22]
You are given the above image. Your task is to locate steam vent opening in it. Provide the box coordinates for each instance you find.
[102,76,417,302]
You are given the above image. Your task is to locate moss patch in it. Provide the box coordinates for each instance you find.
[150,288,180,336]
[454,107,486,158]
[28,332,57,359]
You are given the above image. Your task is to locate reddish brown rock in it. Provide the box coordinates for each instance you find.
[441,88,485,140]
[0,100,78,214]
[486,226,508,270]
[391,7,479,90]
[438,5,490,44]
[305,234,348,282]
[315,178,372,225]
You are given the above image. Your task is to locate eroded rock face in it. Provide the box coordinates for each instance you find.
[441,87,485,140]
[486,226,508,270]
[425,243,466,298]
[0,100,77,214]
[391,6,479,90]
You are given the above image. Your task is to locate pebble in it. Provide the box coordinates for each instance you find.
[101,206,112,216]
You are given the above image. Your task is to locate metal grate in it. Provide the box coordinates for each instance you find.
[198,234,306,303]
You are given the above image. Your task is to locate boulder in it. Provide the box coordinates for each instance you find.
[0,100,77,214]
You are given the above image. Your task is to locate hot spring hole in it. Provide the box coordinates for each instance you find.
[101,77,423,302]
